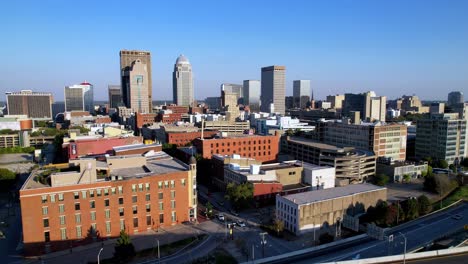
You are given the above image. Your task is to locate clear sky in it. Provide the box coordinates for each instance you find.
[1,0,467,101]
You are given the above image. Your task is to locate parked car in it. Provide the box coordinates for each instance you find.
[452,214,463,220]
[237,220,246,227]
[217,214,225,221]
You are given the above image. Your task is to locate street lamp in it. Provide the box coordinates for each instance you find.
[399,232,407,264]
[259,232,267,258]
[97,248,104,264]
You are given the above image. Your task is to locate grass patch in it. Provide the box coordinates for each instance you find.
[192,248,237,264]
[433,186,468,210]
[136,234,206,258]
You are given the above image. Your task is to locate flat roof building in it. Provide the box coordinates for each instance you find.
[261,66,286,115]
[6,90,53,119]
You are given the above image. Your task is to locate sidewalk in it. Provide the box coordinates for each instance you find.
[26,223,209,264]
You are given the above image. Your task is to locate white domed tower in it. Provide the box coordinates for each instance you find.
[173,54,194,106]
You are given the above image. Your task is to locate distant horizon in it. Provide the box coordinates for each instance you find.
[1,1,467,101]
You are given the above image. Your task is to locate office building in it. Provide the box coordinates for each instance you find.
[293,80,311,109]
[221,83,243,106]
[64,82,94,113]
[204,97,222,110]
[20,153,197,255]
[120,50,152,111]
[122,59,150,113]
[376,157,428,183]
[326,94,345,110]
[448,91,464,107]
[415,113,466,163]
[276,184,386,235]
[342,91,386,122]
[315,120,407,161]
[283,136,376,184]
[6,90,53,119]
[261,66,286,115]
[243,80,261,112]
[173,55,194,107]
[429,102,445,114]
[108,85,122,109]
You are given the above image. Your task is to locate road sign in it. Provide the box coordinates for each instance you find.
[388,234,394,242]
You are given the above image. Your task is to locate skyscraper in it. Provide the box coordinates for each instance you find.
[448,91,464,106]
[6,90,53,118]
[221,83,243,106]
[108,85,122,109]
[64,82,94,112]
[120,50,152,110]
[173,55,194,106]
[243,80,261,112]
[343,91,386,122]
[261,66,286,115]
[293,80,311,108]
[122,60,150,113]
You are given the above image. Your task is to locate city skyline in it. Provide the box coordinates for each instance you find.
[1,0,467,101]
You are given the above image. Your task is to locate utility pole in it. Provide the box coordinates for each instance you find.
[399,232,407,264]
[260,232,267,258]
[252,244,255,261]
[97,248,103,264]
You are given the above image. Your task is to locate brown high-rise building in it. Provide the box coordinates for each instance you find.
[120,50,152,111]
[6,90,53,119]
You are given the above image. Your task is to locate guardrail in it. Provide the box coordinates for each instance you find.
[321,245,468,264]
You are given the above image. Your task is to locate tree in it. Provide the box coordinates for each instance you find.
[319,233,334,244]
[423,175,437,193]
[461,158,468,168]
[435,159,448,169]
[205,202,213,218]
[417,195,432,215]
[114,230,135,263]
[225,182,254,210]
[373,173,389,186]
[0,168,16,181]
[404,198,419,220]
[403,174,411,183]
[273,219,284,236]
[374,201,389,225]
[385,204,399,226]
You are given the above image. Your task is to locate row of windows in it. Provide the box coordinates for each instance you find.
[210,139,272,148]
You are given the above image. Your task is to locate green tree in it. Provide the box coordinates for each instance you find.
[319,233,334,244]
[385,204,399,226]
[273,219,284,236]
[373,173,389,186]
[404,198,419,220]
[403,174,411,183]
[417,195,432,215]
[374,201,389,225]
[225,182,253,210]
[0,168,16,181]
[114,230,135,263]
[435,159,448,169]
[423,175,437,193]
[205,202,214,218]
[285,129,294,136]
[69,126,90,134]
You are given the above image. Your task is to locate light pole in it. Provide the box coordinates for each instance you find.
[97,247,103,264]
[260,232,267,258]
[157,239,160,263]
[399,232,407,264]
[316,176,322,190]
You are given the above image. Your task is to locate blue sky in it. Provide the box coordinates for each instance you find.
[1,0,467,101]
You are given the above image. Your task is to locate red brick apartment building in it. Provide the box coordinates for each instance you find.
[166,130,218,146]
[64,136,143,160]
[162,105,189,114]
[135,112,157,129]
[19,154,197,255]
[156,112,183,124]
[193,132,281,163]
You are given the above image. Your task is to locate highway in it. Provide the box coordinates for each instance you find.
[280,202,468,264]
[401,252,468,264]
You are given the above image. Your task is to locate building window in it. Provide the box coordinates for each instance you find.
[119,197,124,205]
[145,183,150,191]
[133,218,138,228]
[104,199,110,207]
[145,194,150,201]
[90,201,95,209]
[50,194,56,203]
[81,191,87,199]
[44,231,50,242]
[147,215,152,226]
[120,219,125,231]
[158,193,163,200]
[105,209,110,219]
[41,195,47,204]
[159,202,164,210]
[132,184,136,193]
[75,214,81,224]
[171,200,176,209]
[74,192,79,199]
[58,193,64,201]
[104,188,109,196]
[106,222,111,234]
[159,213,164,224]
[59,215,66,225]
[171,211,177,222]
[181,179,186,186]
[118,186,123,194]
[42,206,48,215]
[59,204,65,213]
[170,180,175,188]
[158,181,163,189]
[43,218,49,228]
[90,190,94,198]
[164,181,169,188]
[119,208,124,217]
[75,203,80,211]
[146,204,151,213]
[97,189,102,197]
[111,188,116,195]
[133,205,138,214]
[91,211,96,221]
[171,190,176,199]
[60,228,67,240]
[132,196,137,203]
[138,183,143,192]
[76,226,82,238]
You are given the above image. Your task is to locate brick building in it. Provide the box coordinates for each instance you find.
[19,153,197,255]
[166,130,218,146]
[135,113,157,129]
[162,105,189,114]
[63,136,143,160]
[155,112,183,124]
[193,132,281,163]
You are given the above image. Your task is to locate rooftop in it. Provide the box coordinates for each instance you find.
[110,157,187,178]
[282,183,386,205]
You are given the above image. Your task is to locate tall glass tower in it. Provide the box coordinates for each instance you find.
[173,55,194,106]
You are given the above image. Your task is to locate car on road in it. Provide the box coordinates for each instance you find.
[452,214,463,220]
[217,214,225,221]
[237,220,246,227]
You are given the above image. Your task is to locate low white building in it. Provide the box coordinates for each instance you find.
[301,163,335,190]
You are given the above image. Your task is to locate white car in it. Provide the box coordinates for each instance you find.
[237,220,246,227]
[218,214,225,221]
